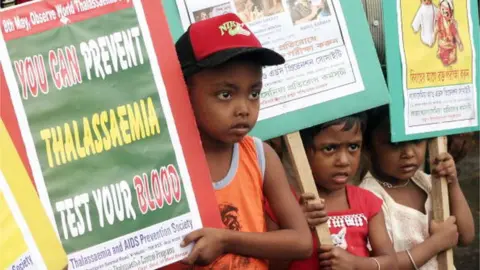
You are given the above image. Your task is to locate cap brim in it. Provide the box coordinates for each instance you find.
[197,47,285,69]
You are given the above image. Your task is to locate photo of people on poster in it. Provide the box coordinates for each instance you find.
[288,0,331,25]
[233,0,286,23]
[412,0,464,66]
[193,2,233,22]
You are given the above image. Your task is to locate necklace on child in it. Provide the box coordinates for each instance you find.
[376,178,411,189]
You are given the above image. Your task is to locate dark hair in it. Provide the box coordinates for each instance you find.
[364,105,390,147]
[300,112,367,148]
[440,0,453,13]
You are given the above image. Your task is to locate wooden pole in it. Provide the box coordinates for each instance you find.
[428,136,454,270]
[283,131,332,245]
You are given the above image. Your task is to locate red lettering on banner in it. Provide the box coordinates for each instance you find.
[15,59,35,99]
[49,49,61,89]
[168,164,182,203]
[65,46,82,84]
[57,48,71,87]
[14,55,49,100]
[151,169,164,209]
[143,172,156,211]
[161,166,173,206]
[132,165,183,214]
[34,55,49,94]
[134,175,148,214]
[48,45,82,90]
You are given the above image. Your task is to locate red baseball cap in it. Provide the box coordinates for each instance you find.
[175,13,285,78]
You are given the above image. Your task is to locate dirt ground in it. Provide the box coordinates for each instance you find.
[453,136,479,269]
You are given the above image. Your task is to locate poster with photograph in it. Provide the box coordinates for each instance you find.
[192,2,232,22]
[173,0,388,140]
[0,0,220,269]
[177,0,363,122]
[384,0,479,141]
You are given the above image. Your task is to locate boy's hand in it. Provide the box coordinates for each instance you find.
[318,245,355,270]
[431,153,458,185]
[300,193,328,229]
[429,216,459,252]
[181,228,226,266]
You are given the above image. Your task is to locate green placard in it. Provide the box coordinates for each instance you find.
[6,8,190,253]
[163,0,185,41]
[0,1,215,268]
[164,0,389,140]
[384,0,480,142]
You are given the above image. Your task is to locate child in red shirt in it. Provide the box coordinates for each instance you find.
[266,113,398,269]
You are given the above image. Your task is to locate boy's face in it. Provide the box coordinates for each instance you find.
[188,60,262,144]
[306,123,363,192]
[370,121,427,181]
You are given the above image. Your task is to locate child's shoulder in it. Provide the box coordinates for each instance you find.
[412,170,432,191]
[360,170,432,197]
[413,169,430,179]
[346,184,383,219]
[359,172,385,196]
[238,136,266,177]
[239,136,263,152]
[347,184,381,201]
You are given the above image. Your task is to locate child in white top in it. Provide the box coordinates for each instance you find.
[360,106,474,270]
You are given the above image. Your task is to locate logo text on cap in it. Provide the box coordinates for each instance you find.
[219,21,251,37]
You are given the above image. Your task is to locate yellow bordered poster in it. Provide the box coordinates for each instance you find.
[383,0,479,141]
[0,119,67,269]
[0,191,33,269]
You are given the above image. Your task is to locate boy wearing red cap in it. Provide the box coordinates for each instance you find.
[175,13,312,269]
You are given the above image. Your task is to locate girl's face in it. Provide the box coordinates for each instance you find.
[422,0,432,5]
[369,121,427,182]
[440,2,453,19]
[306,123,363,192]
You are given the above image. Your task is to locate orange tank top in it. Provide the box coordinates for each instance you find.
[197,136,268,270]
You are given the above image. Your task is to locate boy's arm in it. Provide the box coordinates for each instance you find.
[239,142,311,258]
[265,215,291,270]
[181,143,312,265]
